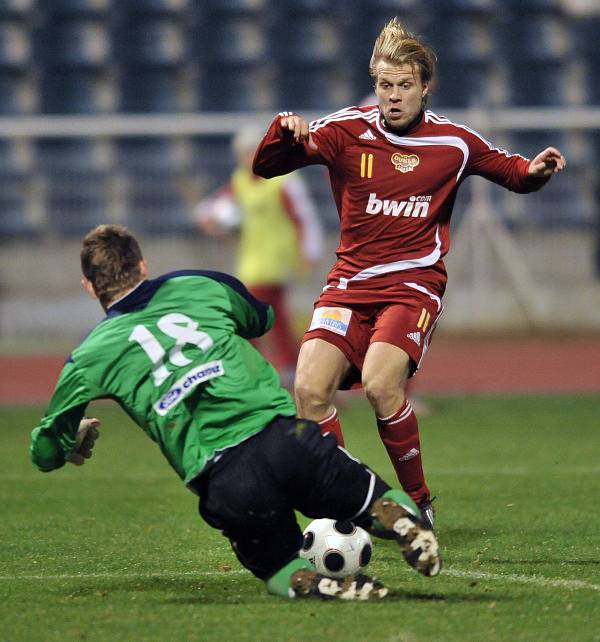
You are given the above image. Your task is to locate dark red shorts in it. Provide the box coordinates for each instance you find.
[302,285,443,389]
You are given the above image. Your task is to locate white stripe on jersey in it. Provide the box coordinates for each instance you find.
[336,227,443,290]
[425,110,529,162]
[309,107,379,133]
[312,105,379,124]
[404,282,442,311]
[309,106,363,128]
[375,117,471,181]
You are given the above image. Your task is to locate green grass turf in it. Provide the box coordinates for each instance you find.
[1,395,599,642]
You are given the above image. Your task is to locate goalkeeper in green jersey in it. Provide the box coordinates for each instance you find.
[30,224,441,601]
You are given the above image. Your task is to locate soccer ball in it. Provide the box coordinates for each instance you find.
[299,518,373,578]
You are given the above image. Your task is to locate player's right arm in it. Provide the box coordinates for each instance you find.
[253,112,332,178]
[30,359,100,472]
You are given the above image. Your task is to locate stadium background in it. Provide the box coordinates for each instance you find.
[0,0,599,399]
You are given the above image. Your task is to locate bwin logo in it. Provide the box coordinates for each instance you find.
[366,193,431,218]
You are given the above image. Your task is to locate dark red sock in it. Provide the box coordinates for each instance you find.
[318,408,345,447]
[376,400,430,504]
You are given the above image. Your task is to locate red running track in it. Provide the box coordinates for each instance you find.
[2,337,599,404]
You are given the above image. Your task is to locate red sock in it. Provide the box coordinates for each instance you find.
[318,408,345,447]
[376,400,430,504]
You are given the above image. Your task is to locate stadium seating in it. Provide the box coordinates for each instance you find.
[426,14,495,108]
[0,138,37,236]
[0,71,33,114]
[198,14,270,110]
[119,0,188,15]
[270,13,347,110]
[36,17,112,114]
[0,20,34,113]
[115,14,191,112]
[191,135,233,193]
[116,137,196,234]
[0,0,33,18]
[498,131,594,229]
[34,138,113,235]
[569,14,600,105]
[0,21,30,68]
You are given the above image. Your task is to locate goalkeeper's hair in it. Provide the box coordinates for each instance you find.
[81,224,144,308]
[369,17,437,98]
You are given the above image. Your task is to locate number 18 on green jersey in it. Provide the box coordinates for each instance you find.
[30,270,296,485]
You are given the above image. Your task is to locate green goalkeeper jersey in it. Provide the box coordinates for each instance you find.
[30,270,296,485]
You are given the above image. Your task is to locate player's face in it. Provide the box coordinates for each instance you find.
[374,62,428,131]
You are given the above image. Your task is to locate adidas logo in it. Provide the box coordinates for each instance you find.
[398,448,420,462]
[359,129,376,140]
[407,331,421,346]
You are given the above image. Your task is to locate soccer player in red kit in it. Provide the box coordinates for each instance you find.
[252,18,566,527]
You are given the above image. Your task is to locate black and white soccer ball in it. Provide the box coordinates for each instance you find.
[299,518,373,578]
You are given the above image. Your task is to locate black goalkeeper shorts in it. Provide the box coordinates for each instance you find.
[188,416,390,580]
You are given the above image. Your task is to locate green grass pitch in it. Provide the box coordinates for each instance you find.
[1,395,599,642]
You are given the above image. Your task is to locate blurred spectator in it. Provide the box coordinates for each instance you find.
[195,125,324,387]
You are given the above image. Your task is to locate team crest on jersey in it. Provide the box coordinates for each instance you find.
[391,153,420,173]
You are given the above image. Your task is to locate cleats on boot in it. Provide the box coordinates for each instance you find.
[290,569,388,600]
[371,497,441,577]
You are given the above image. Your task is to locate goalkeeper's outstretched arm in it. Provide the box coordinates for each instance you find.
[30,361,99,471]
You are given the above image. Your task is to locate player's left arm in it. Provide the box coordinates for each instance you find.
[30,360,102,472]
[466,132,566,193]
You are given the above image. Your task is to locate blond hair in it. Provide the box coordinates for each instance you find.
[81,224,144,308]
[369,17,437,86]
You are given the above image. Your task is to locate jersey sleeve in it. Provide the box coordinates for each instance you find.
[29,359,100,472]
[252,112,342,178]
[465,130,548,193]
[200,271,275,339]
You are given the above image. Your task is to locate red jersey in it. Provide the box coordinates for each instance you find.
[253,106,547,304]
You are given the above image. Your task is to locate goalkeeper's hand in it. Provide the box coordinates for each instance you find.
[67,418,101,466]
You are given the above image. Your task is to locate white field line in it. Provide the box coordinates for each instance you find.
[442,568,600,592]
[0,567,599,593]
